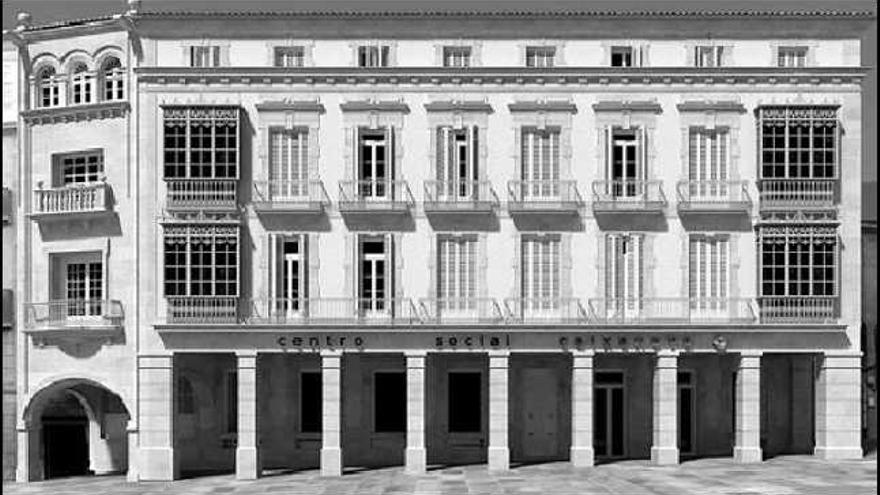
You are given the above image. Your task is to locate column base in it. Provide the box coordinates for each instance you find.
[405,447,426,474]
[487,446,509,471]
[814,446,863,460]
[733,446,762,463]
[570,446,595,467]
[235,446,261,480]
[650,446,679,466]
[126,431,139,482]
[138,446,178,481]
[320,447,342,477]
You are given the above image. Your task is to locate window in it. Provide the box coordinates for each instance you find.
[357,128,392,198]
[438,235,477,311]
[777,46,807,68]
[688,128,730,198]
[525,46,555,67]
[177,377,195,415]
[442,46,471,67]
[163,107,239,179]
[101,57,124,101]
[269,128,309,198]
[69,63,93,105]
[521,127,560,198]
[37,67,60,108]
[65,260,103,316]
[759,107,838,180]
[226,370,237,434]
[694,46,724,67]
[300,371,322,433]
[448,372,481,432]
[521,235,560,310]
[436,125,479,199]
[274,46,305,67]
[374,372,406,433]
[605,234,643,315]
[604,127,647,197]
[358,235,392,314]
[2,289,12,328]
[269,234,307,315]
[358,45,390,67]
[689,236,729,313]
[611,46,634,67]
[163,225,239,298]
[55,150,103,186]
[190,46,221,68]
[2,187,12,224]
[760,228,837,298]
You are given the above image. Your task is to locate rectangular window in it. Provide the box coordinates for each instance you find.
[525,46,555,67]
[358,235,392,314]
[605,234,643,315]
[443,46,472,67]
[163,225,239,297]
[226,370,237,434]
[448,372,481,433]
[274,46,305,67]
[300,372,322,433]
[54,151,104,187]
[694,46,724,67]
[269,128,309,199]
[374,372,406,433]
[760,229,837,298]
[269,234,307,315]
[163,107,239,179]
[777,46,807,68]
[688,128,730,198]
[521,235,560,310]
[437,235,477,311]
[611,46,634,67]
[357,128,391,199]
[358,45,390,67]
[64,260,103,316]
[436,126,478,199]
[605,127,646,197]
[689,236,729,313]
[521,127,560,198]
[759,107,838,180]
[190,46,221,68]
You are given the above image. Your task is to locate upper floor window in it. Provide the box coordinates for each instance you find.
[443,46,472,68]
[101,57,124,101]
[269,233,308,316]
[688,127,729,195]
[610,46,643,67]
[36,67,60,108]
[54,150,104,186]
[163,107,240,179]
[777,46,808,68]
[69,63,93,105]
[521,127,561,198]
[760,228,837,299]
[358,234,393,315]
[356,127,394,198]
[758,107,838,180]
[605,233,644,315]
[190,46,221,68]
[603,127,647,197]
[358,45,390,68]
[269,128,310,198]
[525,46,555,67]
[274,46,305,67]
[437,235,477,310]
[521,234,561,311]
[163,225,239,299]
[694,46,724,68]
[688,235,729,313]
[436,125,479,199]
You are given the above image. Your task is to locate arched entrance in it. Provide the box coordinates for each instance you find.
[21,378,130,481]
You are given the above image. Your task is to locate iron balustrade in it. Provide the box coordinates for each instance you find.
[249,297,421,325]
[252,180,330,210]
[166,296,241,324]
[587,298,757,324]
[337,180,415,209]
[33,182,110,215]
[758,179,836,208]
[507,180,583,209]
[504,297,590,323]
[166,179,237,210]
[418,298,506,324]
[591,180,667,211]
[757,296,838,323]
[25,299,124,329]
[423,180,499,210]
[676,180,752,211]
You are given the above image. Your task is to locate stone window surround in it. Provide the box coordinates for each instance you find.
[434,40,483,67]
[518,40,566,67]
[349,40,399,67]
[265,39,316,67]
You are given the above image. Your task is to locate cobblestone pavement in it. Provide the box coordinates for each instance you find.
[3,456,877,495]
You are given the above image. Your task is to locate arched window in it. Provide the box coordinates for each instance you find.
[101,57,124,101]
[36,66,60,108]
[69,63,93,105]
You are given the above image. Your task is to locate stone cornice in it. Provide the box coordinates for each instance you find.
[21,101,130,126]
[508,100,578,113]
[676,100,747,113]
[340,99,410,113]
[424,100,493,113]
[593,100,663,113]
[255,100,326,113]
[135,67,865,88]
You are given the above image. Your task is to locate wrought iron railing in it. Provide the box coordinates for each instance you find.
[166,179,237,210]
[504,297,590,323]
[25,299,124,329]
[676,180,751,210]
[591,180,667,210]
[249,297,421,325]
[337,180,415,208]
[33,182,110,215]
[587,298,757,324]
[507,180,583,208]
[423,180,499,209]
[252,180,330,209]
[758,179,836,208]
[418,298,505,324]
[757,296,837,323]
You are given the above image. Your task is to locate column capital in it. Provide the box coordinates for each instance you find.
[488,350,511,358]
[655,349,681,358]
[236,352,258,368]
[236,350,259,358]
[320,349,343,358]
[738,350,764,358]
[404,350,428,358]
[571,349,595,357]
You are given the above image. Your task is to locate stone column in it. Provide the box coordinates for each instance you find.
[236,352,261,480]
[488,351,509,472]
[126,423,139,482]
[405,351,427,474]
[320,350,343,476]
[814,351,862,459]
[733,351,762,463]
[15,422,42,482]
[137,355,178,480]
[651,350,679,465]
[570,350,594,467]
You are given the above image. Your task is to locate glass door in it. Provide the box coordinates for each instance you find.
[594,371,625,458]
[359,131,388,200]
[65,261,103,319]
[359,237,389,317]
[611,129,640,198]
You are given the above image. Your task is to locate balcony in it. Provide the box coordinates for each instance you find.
[757,296,838,324]
[30,181,112,221]
[504,297,589,324]
[337,180,415,213]
[23,299,124,341]
[418,298,505,324]
[249,297,421,325]
[591,180,667,214]
[677,180,752,214]
[166,296,242,324]
[587,298,757,324]
[166,179,238,212]
[507,180,583,214]
[423,180,499,214]
[758,179,836,210]
[252,180,330,214]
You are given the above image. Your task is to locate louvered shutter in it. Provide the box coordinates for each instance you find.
[604,126,613,194]
[471,125,479,181]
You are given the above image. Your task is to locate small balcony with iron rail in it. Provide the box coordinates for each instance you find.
[418,298,506,325]
[587,297,758,325]
[337,180,415,214]
[504,297,590,325]
[591,180,667,215]
[757,179,837,211]
[24,299,125,343]
[507,180,583,215]
[165,179,238,213]
[30,179,114,221]
[424,180,499,214]
[677,180,752,215]
[249,297,421,326]
[252,179,331,215]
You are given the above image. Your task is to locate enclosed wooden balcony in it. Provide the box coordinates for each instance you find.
[507,180,583,214]
[757,296,838,324]
[504,297,590,324]
[165,179,238,212]
[677,180,752,214]
[591,180,667,214]
[24,299,124,341]
[30,181,113,221]
[423,180,499,214]
[587,297,757,324]
[252,180,330,214]
[758,179,837,210]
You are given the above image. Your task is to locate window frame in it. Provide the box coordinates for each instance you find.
[163,225,240,298]
[525,46,556,68]
[357,44,391,68]
[694,45,724,68]
[100,57,125,101]
[36,67,61,108]
[442,46,472,68]
[190,45,222,68]
[759,229,838,298]
[69,63,93,105]
[274,46,306,68]
[757,107,839,180]
[521,234,561,309]
[777,46,808,68]
[162,106,240,180]
[53,149,104,187]
[610,46,634,67]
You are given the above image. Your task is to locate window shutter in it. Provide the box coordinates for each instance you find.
[390,233,401,300]
[468,125,477,181]
[308,234,319,297]
[561,234,572,298]
[302,234,310,300]
[689,46,697,67]
[604,126,613,185]
[640,234,650,300]
[605,234,616,301]
[478,234,488,299]
[262,234,271,303]
[344,233,354,298]
[687,236,696,302]
[388,126,396,180]
[428,235,438,299]
[512,233,521,299]
[183,45,192,67]
[351,126,360,180]
[436,127,445,181]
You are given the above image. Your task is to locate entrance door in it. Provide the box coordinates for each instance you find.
[678,371,696,456]
[359,130,389,200]
[43,420,89,478]
[594,371,625,458]
[522,368,558,459]
[447,371,485,464]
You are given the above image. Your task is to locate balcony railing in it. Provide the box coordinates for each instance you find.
[166,179,238,211]
[676,180,752,212]
[757,296,838,323]
[166,296,241,324]
[504,297,590,323]
[337,180,415,211]
[423,180,499,212]
[587,298,757,324]
[507,180,583,212]
[591,180,667,213]
[419,298,505,324]
[32,182,111,217]
[24,299,124,331]
[249,297,420,325]
[758,179,836,209]
[252,180,330,212]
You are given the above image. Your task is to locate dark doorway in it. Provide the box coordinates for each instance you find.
[43,419,89,478]
[449,372,481,433]
[594,371,625,458]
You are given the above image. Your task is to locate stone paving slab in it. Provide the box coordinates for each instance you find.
[3,456,876,495]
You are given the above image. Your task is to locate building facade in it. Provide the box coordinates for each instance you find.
[2,1,872,482]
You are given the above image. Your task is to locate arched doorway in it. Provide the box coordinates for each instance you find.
[21,379,130,481]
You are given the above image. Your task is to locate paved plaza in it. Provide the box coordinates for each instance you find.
[2,455,877,495]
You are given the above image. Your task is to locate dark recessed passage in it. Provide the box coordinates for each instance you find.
[374,372,406,433]
[448,372,481,433]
